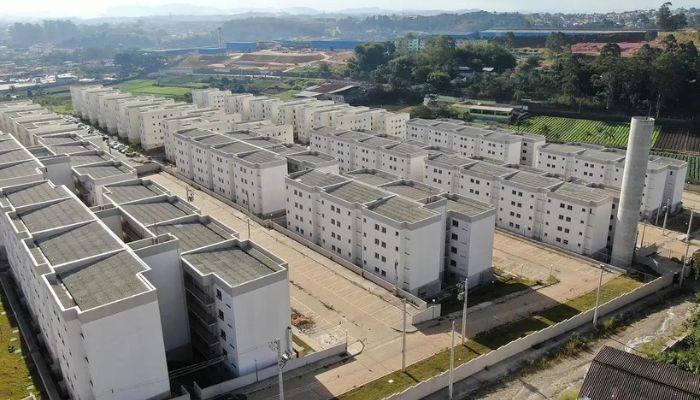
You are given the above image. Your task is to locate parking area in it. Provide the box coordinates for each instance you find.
[147,171,628,399]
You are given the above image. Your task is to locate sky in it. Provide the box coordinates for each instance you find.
[1,0,696,19]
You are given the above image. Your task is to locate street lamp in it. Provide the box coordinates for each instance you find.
[458,278,468,345]
[592,263,605,327]
[246,191,251,239]
[269,338,291,400]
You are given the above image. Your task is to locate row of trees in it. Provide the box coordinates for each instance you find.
[348,37,517,93]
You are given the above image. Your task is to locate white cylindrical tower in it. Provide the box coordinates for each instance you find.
[611,117,655,267]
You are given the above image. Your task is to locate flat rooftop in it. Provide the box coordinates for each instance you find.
[214,141,258,155]
[36,221,122,266]
[382,181,440,201]
[242,137,284,148]
[17,198,93,233]
[183,243,283,287]
[286,151,336,164]
[506,171,562,189]
[121,199,195,225]
[38,135,82,145]
[0,160,43,179]
[552,182,612,203]
[104,182,166,204]
[0,138,22,152]
[195,134,234,146]
[540,143,586,155]
[462,161,514,177]
[324,181,387,204]
[333,130,373,142]
[176,128,214,139]
[52,251,149,311]
[49,143,95,154]
[237,150,280,164]
[445,196,494,217]
[3,181,69,207]
[345,169,399,186]
[292,170,348,188]
[385,142,427,155]
[69,153,112,166]
[74,164,133,179]
[579,149,625,162]
[367,196,437,223]
[267,144,307,155]
[0,149,33,164]
[427,154,472,167]
[153,219,233,252]
[358,136,400,148]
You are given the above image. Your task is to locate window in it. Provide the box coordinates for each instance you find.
[452,220,459,227]
[216,289,222,300]
[451,233,458,240]
[218,309,224,321]
[220,329,226,340]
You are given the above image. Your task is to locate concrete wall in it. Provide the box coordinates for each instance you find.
[383,272,673,400]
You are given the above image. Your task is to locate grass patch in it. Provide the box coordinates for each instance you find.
[32,93,73,115]
[441,271,537,315]
[647,206,699,234]
[556,384,582,400]
[271,90,300,101]
[0,285,43,399]
[338,276,641,400]
[292,335,315,355]
[116,79,196,97]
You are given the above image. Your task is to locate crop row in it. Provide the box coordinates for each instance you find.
[515,116,661,148]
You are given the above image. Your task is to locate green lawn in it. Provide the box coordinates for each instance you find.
[441,271,537,315]
[271,90,300,101]
[515,116,662,148]
[116,79,202,97]
[0,287,42,400]
[338,275,642,400]
[292,335,315,354]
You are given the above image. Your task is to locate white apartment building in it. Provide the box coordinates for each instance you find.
[0,179,171,400]
[543,182,613,256]
[192,88,231,110]
[380,142,429,180]
[344,168,400,186]
[361,195,443,296]
[496,171,562,238]
[233,119,294,144]
[353,135,401,171]
[163,112,240,162]
[370,110,410,139]
[424,154,474,194]
[424,194,496,285]
[286,151,340,174]
[519,132,547,167]
[136,103,197,150]
[96,91,133,129]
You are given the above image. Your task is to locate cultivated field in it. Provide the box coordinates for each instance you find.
[177,50,351,72]
[515,115,662,148]
[653,127,700,154]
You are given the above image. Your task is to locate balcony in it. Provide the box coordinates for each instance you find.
[184,279,214,306]
[190,319,219,347]
[188,296,217,326]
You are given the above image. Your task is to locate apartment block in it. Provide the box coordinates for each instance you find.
[233,119,294,144]
[163,111,241,162]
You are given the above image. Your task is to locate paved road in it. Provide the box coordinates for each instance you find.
[149,172,629,399]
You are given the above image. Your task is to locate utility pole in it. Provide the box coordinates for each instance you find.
[449,320,456,399]
[662,199,671,235]
[593,264,605,327]
[460,277,468,345]
[640,219,647,248]
[269,338,289,400]
[681,209,694,287]
[401,298,407,372]
[246,191,251,239]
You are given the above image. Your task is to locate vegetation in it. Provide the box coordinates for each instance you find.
[33,93,73,115]
[441,271,537,315]
[116,79,205,98]
[114,51,168,76]
[0,287,43,399]
[515,115,662,147]
[339,276,641,400]
[649,298,700,373]
[656,2,688,31]
[347,30,699,118]
[292,335,315,355]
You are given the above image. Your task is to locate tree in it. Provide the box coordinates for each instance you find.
[318,62,331,78]
[600,43,622,58]
[423,35,457,70]
[656,2,688,31]
[387,56,415,88]
[505,31,516,49]
[349,42,395,78]
[545,32,568,54]
[427,70,452,91]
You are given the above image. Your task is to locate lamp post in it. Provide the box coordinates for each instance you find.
[401,298,407,372]
[246,191,251,239]
[592,264,605,327]
[449,320,456,399]
[269,338,290,400]
[459,277,468,345]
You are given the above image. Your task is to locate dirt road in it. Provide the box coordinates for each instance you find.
[472,292,697,400]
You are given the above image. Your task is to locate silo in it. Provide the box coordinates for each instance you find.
[611,117,655,267]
